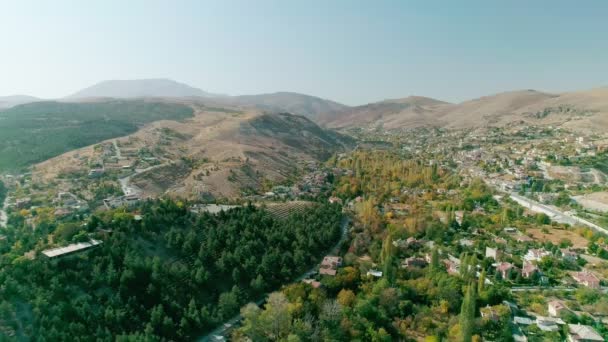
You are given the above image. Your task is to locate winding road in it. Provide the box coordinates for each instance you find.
[198,215,350,342]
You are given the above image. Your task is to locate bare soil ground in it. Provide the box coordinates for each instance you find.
[574,191,608,212]
[526,227,589,249]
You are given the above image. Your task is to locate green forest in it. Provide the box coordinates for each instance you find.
[0,100,194,171]
[0,200,342,340]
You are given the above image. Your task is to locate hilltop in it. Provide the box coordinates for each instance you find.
[68,79,216,99]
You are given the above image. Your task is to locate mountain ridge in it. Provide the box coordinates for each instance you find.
[7,79,608,133]
[323,87,608,133]
[210,91,349,122]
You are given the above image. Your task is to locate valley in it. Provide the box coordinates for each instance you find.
[4,2,608,341]
[1,81,608,341]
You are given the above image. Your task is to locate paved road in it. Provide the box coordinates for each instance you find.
[510,285,608,294]
[509,192,608,235]
[510,286,575,292]
[197,216,350,342]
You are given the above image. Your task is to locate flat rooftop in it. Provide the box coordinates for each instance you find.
[42,239,102,258]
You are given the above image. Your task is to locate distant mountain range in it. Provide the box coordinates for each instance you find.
[3,78,606,198]
[3,79,608,132]
[323,88,608,133]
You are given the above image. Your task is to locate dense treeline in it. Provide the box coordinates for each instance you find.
[0,200,342,340]
[0,100,193,171]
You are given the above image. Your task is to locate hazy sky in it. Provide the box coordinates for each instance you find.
[1,0,607,105]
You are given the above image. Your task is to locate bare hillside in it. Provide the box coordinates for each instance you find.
[33,104,353,199]
[324,96,449,129]
[437,90,556,128]
[210,92,349,122]
[325,87,608,133]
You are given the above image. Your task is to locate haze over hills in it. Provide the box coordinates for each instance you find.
[0,95,41,109]
[61,79,348,122]
[4,78,608,135]
[67,78,218,99]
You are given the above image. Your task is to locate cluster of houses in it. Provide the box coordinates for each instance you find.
[89,141,155,179]
[477,298,605,341]
[53,192,89,217]
[251,167,341,201]
[103,194,141,209]
[510,299,605,341]
[484,244,604,288]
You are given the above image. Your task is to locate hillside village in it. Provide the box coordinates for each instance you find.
[286,125,608,341]
[3,1,608,340]
[225,125,608,341]
[1,87,608,341]
[2,122,608,340]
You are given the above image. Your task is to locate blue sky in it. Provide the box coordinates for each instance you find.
[0,0,607,104]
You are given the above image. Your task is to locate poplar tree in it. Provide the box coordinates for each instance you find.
[459,284,476,342]
[430,247,440,273]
